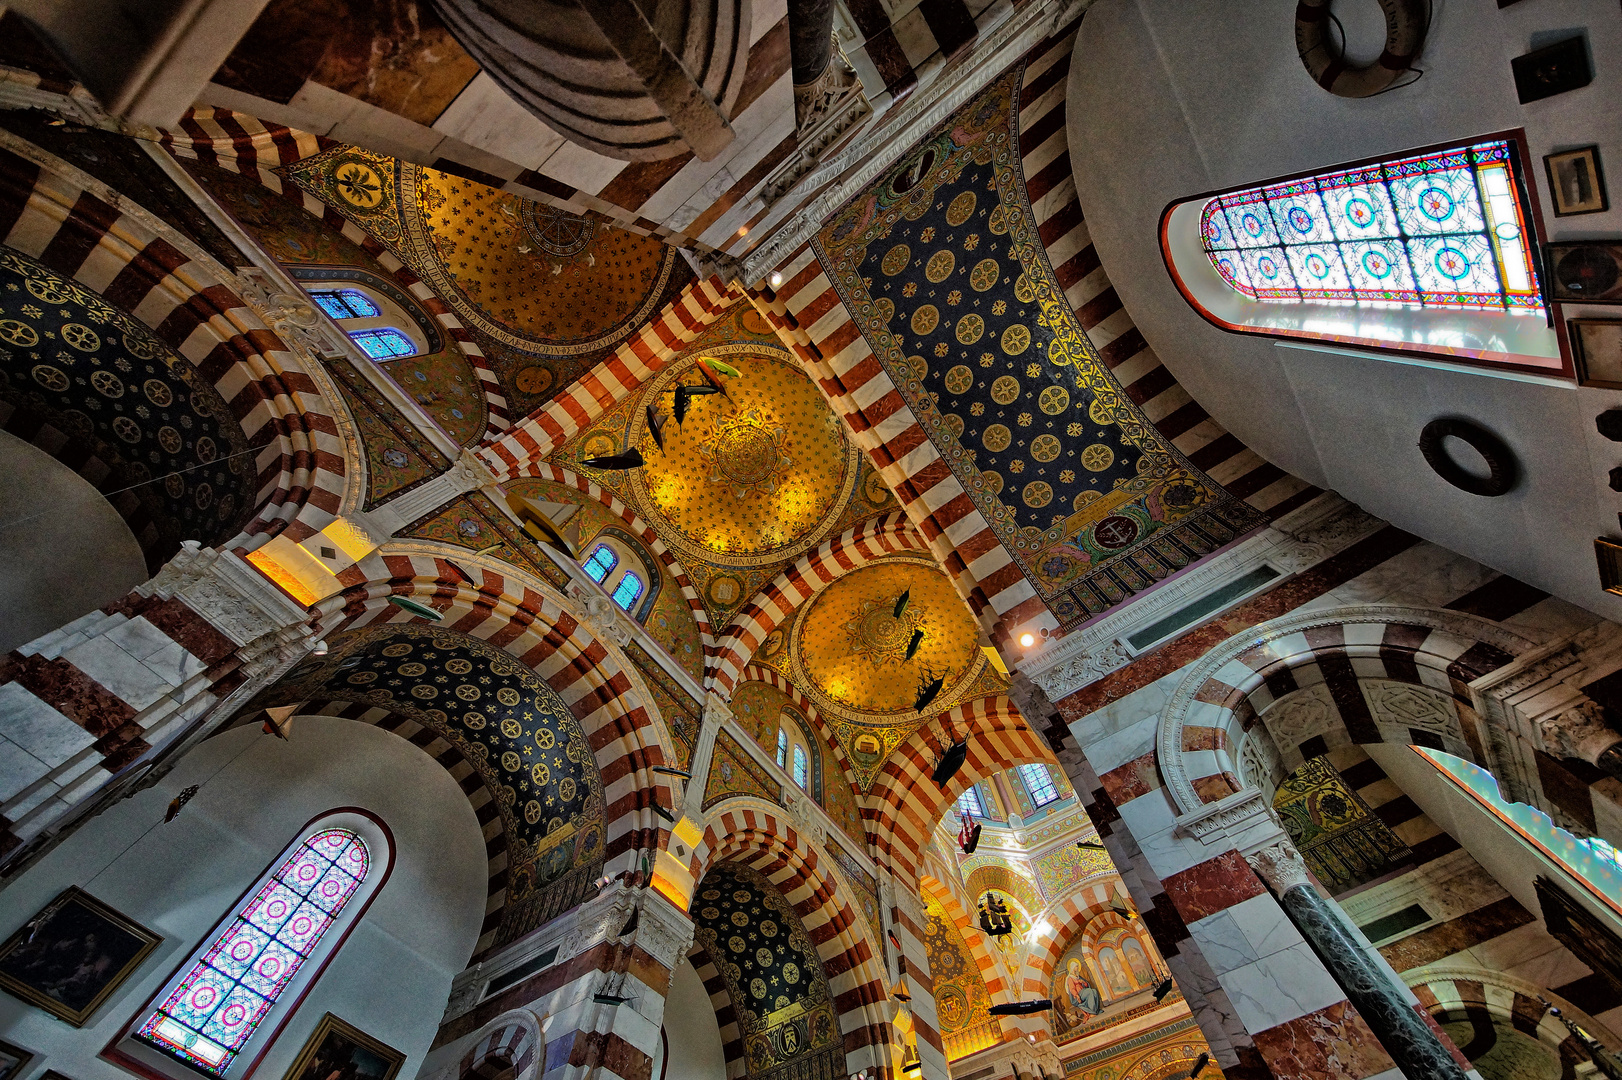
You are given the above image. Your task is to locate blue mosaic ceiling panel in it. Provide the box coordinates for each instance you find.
[813,70,1265,628]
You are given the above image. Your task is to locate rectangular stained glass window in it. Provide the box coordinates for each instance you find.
[1200,140,1544,314]
[1017,763,1060,808]
[350,328,415,360]
[956,785,985,818]
[137,829,369,1076]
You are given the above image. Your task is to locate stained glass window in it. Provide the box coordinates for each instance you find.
[610,571,643,611]
[138,829,370,1076]
[310,289,381,320]
[792,745,808,789]
[777,728,788,768]
[1201,140,1543,314]
[957,785,985,818]
[1018,763,1060,807]
[583,545,617,583]
[350,328,416,360]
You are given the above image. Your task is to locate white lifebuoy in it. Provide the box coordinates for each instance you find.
[1296,0,1427,98]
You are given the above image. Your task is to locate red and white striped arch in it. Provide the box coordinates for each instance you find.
[311,551,679,947]
[864,696,1051,887]
[507,460,714,657]
[474,276,743,479]
[688,798,895,1078]
[0,134,351,555]
[1020,883,1133,1001]
[710,511,928,694]
[736,664,861,802]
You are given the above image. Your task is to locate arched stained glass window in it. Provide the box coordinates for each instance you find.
[610,571,643,611]
[310,289,381,320]
[137,829,370,1076]
[957,785,985,818]
[777,728,788,768]
[792,745,808,789]
[350,328,416,360]
[583,544,617,583]
[1201,140,1541,312]
[1018,763,1060,807]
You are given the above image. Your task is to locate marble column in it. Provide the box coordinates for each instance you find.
[1247,842,1469,1080]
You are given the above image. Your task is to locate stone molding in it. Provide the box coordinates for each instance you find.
[141,542,311,647]
[1020,495,1383,702]
[740,0,1092,282]
[1155,604,1535,816]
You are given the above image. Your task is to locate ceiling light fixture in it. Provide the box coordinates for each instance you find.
[769,271,784,288]
[1019,633,1035,647]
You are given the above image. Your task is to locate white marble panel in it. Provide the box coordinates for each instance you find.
[0,734,49,803]
[321,91,448,161]
[1225,892,1303,960]
[62,635,178,710]
[534,139,626,197]
[1078,713,1157,776]
[0,682,95,767]
[1187,910,1258,975]
[1220,941,1346,1033]
[105,615,177,662]
[1182,749,1223,779]
[432,72,566,170]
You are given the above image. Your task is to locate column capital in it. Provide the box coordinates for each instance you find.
[1245,839,1313,895]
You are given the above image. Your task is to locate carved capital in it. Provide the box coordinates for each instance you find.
[1245,840,1312,895]
[1538,698,1622,766]
[632,889,696,971]
[566,582,634,647]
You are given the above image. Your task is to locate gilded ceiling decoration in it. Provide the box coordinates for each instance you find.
[623,351,858,562]
[691,864,846,1080]
[813,69,1265,630]
[323,356,449,509]
[703,729,782,811]
[402,492,569,590]
[728,680,864,847]
[263,625,606,937]
[791,559,983,717]
[0,244,255,569]
[922,887,1000,1046]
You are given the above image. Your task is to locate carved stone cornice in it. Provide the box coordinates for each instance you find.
[141,541,311,647]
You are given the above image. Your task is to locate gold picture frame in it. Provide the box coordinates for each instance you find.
[1544,145,1608,217]
[0,887,160,1026]
[1571,319,1622,390]
[0,1039,36,1080]
[282,1014,405,1080]
[1596,537,1622,597]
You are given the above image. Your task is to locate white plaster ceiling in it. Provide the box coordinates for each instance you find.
[0,428,147,654]
[1066,0,1622,621]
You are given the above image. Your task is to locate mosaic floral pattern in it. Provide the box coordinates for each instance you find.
[1272,757,1410,894]
[1034,841,1114,900]
[138,829,369,1075]
[692,865,845,1079]
[264,626,605,922]
[702,730,781,810]
[922,889,999,1039]
[814,70,1264,629]
[325,356,448,509]
[624,640,701,769]
[0,244,255,564]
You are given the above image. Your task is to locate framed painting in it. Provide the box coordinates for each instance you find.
[0,1040,35,1080]
[281,1014,405,1080]
[1544,242,1622,304]
[1597,538,1622,599]
[0,887,160,1026]
[1545,146,1608,216]
[1571,320,1622,389]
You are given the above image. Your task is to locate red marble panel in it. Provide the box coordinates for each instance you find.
[1250,1000,1395,1080]
[1161,850,1265,925]
[1098,752,1159,806]
[1191,773,1238,804]
[1181,725,1228,752]
[4,654,136,734]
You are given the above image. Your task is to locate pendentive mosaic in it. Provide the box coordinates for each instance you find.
[813,69,1265,629]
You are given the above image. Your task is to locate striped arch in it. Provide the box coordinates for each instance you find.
[0,131,352,558]
[1020,881,1131,999]
[474,277,743,479]
[865,695,1050,884]
[687,798,895,1077]
[310,548,679,953]
[711,511,928,694]
[747,24,1318,643]
[1405,966,1613,1076]
[738,664,860,804]
[688,941,746,1079]
[1155,605,1535,812]
[919,874,1016,1008]
[154,117,508,434]
[961,866,1042,924]
[506,460,713,656]
[457,1009,544,1080]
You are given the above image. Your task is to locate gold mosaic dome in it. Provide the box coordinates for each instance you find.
[793,560,981,716]
[629,353,857,561]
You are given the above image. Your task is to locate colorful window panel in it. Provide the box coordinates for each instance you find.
[777,728,788,768]
[310,289,381,320]
[792,745,808,789]
[1018,763,1060,807]
[137,829,370,1076]
[956,785,985,819]
[582,544,617,583]
[1201,140,1543,313]
[610,571,643,611]
[349,328,415,360]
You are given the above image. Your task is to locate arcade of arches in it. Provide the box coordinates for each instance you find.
[0,4,1620,1080]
